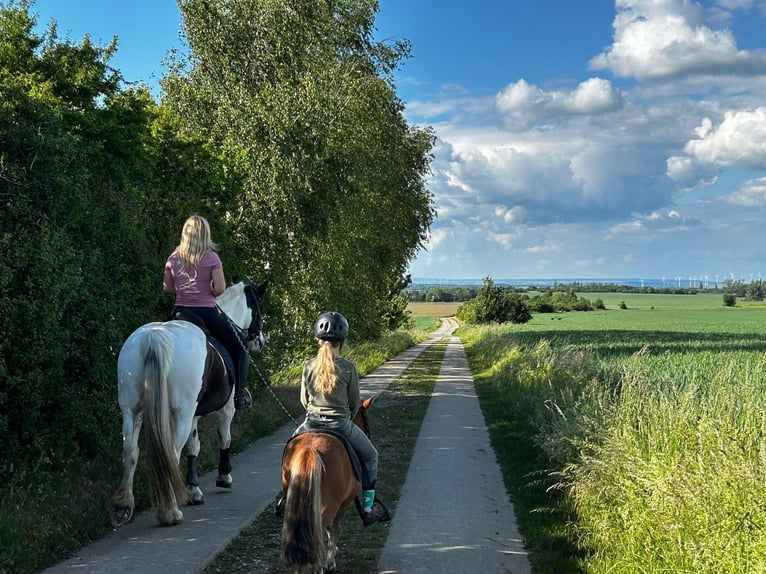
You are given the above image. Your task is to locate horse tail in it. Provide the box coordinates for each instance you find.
[140,327,188,520]
[280,446,326,570]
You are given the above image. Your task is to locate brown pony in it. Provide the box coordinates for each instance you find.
[279,397,374,573]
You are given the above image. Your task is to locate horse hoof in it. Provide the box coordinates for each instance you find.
[215,475,232,489]
[158,509,184,526]
[110,506,133,529]
[188,486,204,505]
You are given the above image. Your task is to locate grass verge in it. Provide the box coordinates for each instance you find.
[202,337,448,573]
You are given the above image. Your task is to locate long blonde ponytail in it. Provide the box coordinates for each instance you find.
[311,340,340,394]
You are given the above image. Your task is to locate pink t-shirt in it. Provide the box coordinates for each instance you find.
[165,250,222,307]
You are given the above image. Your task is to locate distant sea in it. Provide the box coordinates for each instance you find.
[410,277,721,289]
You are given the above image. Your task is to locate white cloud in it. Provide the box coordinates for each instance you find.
[590,0,766,80]
[716,0,752,11]
[667,107,766,190]
[495,78,624,129]
[490,233,513,249]
[721,176,766,205]
[525,243,561,254]
[402,1,766,280]
[608,210,705,238]
[682,107,766,168]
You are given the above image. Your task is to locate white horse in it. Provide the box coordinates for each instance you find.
[110,281,267,527]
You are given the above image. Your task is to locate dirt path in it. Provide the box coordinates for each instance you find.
[44,319,530,573]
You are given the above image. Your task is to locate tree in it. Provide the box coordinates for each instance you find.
[745,281,764,301]
[0,1,237,478]
[457,277,531,324]
[165,0,435,361]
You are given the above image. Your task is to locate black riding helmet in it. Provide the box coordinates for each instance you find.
[314,311,349,342]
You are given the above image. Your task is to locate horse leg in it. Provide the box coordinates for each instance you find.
[184,416,204,505]
[153,409,194,526]
[325,515,343,573]
[111,408,142,528]
[215,396,236,488]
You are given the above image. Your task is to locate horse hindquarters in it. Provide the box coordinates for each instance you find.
[280,446,326,571]
[141,327,189,526]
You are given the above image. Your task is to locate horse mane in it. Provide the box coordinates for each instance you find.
[216,281,245,310]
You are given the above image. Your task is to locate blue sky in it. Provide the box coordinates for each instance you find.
[29,0,766,282]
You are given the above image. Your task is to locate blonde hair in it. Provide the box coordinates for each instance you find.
[311,340,341,394]
[177,215,217,271]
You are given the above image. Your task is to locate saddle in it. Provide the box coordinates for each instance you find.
[171,307,237,416]
[283,429,364,484]
[278,430,390,523]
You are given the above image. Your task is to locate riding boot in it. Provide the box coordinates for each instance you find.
[360,489,391,526]
[234,351,252,410]
[234,382,251,409]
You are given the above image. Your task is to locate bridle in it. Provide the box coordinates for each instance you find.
[243,284,264,343]
[218,283,264,348]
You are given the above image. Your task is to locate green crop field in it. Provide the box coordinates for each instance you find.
[516,292,766,362]
[460,292,766,573]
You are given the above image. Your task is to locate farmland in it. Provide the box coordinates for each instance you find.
[453,292,766,573]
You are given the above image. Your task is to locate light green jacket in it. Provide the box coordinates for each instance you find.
[300,356,360,419]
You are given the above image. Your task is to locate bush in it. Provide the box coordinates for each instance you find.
[456,277,531,324]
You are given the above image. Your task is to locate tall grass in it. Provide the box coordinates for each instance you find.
[572,352,766,573]
[461,313,766,573]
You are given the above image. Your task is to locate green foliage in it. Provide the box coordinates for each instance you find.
[165,0,435,364]
[528,289,599,313]
[723,293,737,306]
[0,2,236,480]
[745,280,764,301]
[408,285,478,302]
[0,2,435,570]
[457,277,532,324]
[592,298,605,310]
[462,297,766,573]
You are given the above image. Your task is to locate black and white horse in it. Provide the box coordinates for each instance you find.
[110,282,266,527]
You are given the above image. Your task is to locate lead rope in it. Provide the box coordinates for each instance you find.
[248,358,300,427]
[222,306,300,427]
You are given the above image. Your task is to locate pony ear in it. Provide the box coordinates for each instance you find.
[231,275,240,284]
[362,395,375,409]
[256,281,268,296]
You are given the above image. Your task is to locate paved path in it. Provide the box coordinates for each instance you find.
[44,318,530,573]
[43,330,444,574]
[377,333,531,573]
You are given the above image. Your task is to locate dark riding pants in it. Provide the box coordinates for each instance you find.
[175,305,249,391]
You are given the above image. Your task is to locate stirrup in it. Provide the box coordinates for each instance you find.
[361,502,390,526]
[355,496,392,526]
[234,388,252,410]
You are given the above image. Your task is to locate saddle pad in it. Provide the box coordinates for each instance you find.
[283,429,363,482]
[194,339,236,416]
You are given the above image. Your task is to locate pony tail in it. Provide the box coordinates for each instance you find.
[141,327,188,525]
[280,448,325,569]
[311,341,338,394]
